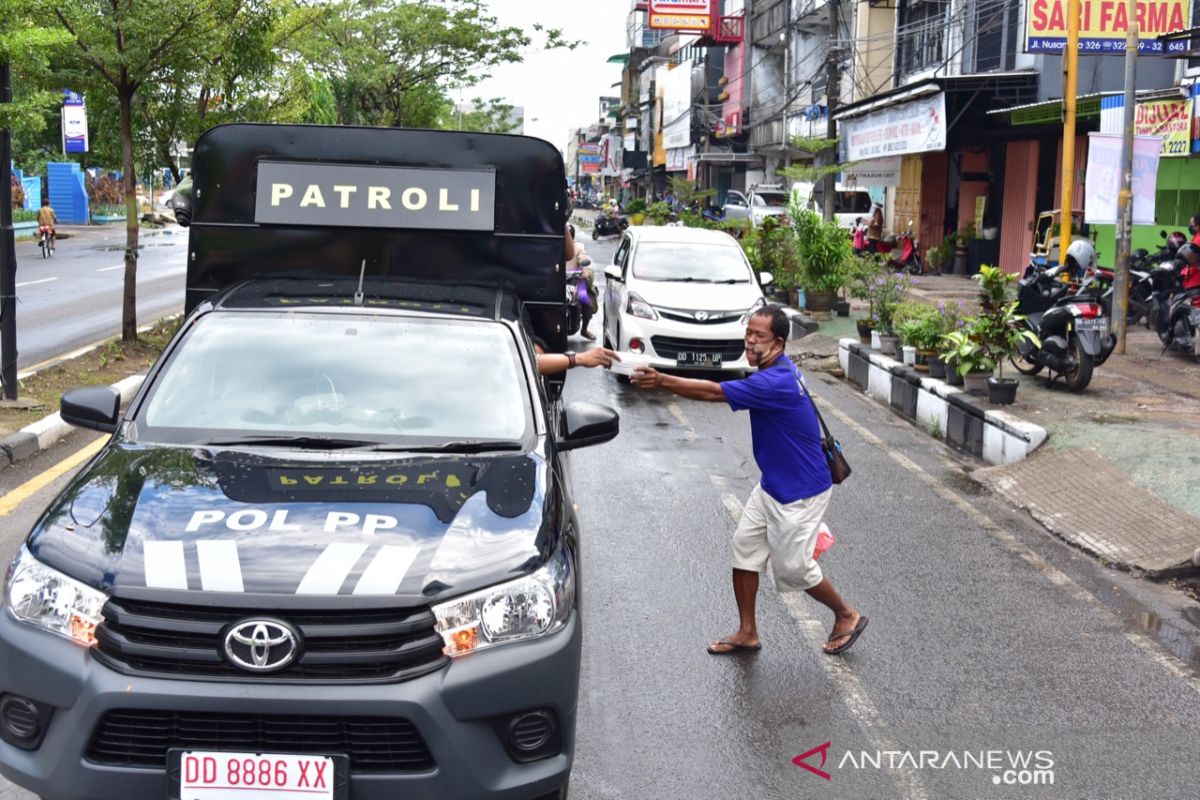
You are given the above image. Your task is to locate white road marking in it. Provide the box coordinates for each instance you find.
[666,402,697,441]
[15,277,57,288]
[353,545,421,595]
[295,543,369,594]
[818,396,1200,697]
[196,540,245,592]
[143,541,188,590]
[97,264,124,272]
[717,486,928,798]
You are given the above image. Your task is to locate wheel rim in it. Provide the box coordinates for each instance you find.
[1065,338,1084,382]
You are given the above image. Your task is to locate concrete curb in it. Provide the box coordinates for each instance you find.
[0,374,145,468]
[838,339,1047,465]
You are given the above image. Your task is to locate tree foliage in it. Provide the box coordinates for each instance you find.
[0,2,72,135]
[301,0,576,128]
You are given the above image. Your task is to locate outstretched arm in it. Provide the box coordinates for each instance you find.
[630,367,725,402]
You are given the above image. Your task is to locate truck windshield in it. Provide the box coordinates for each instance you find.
[754,193,789,207]
[139,312,532,445]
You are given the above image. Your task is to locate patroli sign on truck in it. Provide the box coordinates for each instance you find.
[1024,0,1191,54]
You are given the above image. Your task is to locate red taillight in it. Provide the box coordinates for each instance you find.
[1070,302,1102,318]
[1190,296,1200,308]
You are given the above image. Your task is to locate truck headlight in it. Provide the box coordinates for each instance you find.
[5,546,106,647]
[432,546,574,657]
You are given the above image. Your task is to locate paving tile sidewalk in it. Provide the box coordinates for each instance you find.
[902,273,1200,575]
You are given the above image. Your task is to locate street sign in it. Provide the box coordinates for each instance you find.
[648,0,711,32]
[1024,0,1190,54]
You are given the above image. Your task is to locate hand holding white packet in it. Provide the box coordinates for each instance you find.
[608,351,653,376]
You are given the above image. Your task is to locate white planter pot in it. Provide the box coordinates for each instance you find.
[901,345,917,366]
[870,330,882,350]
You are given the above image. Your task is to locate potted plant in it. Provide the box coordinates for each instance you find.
[926,301,967,379]
[624,198,648,225]
[940,326,994,394]
[740,217,798,304]
[792,207,851,313]
[897,307,944,373]
[869,269,913,355]
[971,265,1041,404]
[644,200,672,226]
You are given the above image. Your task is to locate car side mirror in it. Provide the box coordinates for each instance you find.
[759,272,774,287]
[559,402,619,451]
[1160,230,1168,239]
[61,386,120,433]
[604,265,622,281]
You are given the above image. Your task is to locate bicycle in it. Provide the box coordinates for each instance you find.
[39,227,53,258]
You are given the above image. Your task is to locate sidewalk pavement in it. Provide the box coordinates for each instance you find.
[798,272,1200,579]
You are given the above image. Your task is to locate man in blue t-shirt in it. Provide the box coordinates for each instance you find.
[631,305,867,656]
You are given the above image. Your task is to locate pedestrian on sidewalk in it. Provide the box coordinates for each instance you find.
[630,305,868,656]
[866,204,884,253]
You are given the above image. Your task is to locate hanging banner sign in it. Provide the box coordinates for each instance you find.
[1136,98,1191,156]
[840,93,946,161]
[61,90,89,154]
[1024,0,1190,54]
[649,0,711,31]
[1085,133,1160,224]
[838,156,902,188]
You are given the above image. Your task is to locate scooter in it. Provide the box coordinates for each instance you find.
[1010,263,1116,392]
[876,230,922,274]
[592,211,629,239]
[565,257,593,336]
[1150,257,1200,357]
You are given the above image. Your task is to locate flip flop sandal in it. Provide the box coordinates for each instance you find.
[823,616,869,656]
[707,639,762,655]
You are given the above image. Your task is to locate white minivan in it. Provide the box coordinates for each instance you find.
[602,226,772,373]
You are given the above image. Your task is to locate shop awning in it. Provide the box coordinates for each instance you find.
[695,152,764,163]
[606,53,630,64]
[987,92,1119,125]
[834,72,1038,122]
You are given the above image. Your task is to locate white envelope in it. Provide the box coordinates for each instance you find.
[608,351,652,376]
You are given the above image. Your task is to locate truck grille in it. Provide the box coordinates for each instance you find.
[650,336,745,360]
[94,598,447,683]
[86,710,435,773]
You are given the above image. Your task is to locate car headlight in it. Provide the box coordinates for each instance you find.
[740,297,767,325]
[5,546,106,647]
[432,546,574,657]
[626,291,658,321]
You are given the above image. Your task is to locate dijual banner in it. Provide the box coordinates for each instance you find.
[1084,133,1160,224]
[1025,0,1190,54]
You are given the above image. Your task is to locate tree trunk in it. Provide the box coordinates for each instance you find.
[119,82,139,341]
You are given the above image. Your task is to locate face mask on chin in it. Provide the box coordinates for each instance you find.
[748,340,779,368]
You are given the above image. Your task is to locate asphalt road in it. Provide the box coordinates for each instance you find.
[0,227,1196,799]
[8,224,187,370]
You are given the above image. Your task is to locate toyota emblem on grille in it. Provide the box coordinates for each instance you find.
[223,619,299,673]
[695,311,709,321]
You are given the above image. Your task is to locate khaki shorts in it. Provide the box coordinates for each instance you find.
[731,485,832,592]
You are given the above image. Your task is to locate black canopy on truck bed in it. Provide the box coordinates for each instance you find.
[185,123,570,353]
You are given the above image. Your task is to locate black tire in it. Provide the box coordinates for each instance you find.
[41,234,50,259]
[1009,350,1043,376]
[591,227,599,241]
[1062,336,1094,392]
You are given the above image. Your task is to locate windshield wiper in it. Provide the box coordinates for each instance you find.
[714,278,750,284]
[662,277,714,283]
[357,441,524,454]
[199,435,374,449]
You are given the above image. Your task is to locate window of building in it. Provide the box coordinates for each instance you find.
[898,0,951,76]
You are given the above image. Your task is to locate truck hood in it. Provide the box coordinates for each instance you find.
[27,443,556,605]
[632,279,764,312]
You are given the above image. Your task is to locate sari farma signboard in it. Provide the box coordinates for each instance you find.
[1025,0,1190,54]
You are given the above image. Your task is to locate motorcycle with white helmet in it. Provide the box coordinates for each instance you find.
[1010,239,1117,391]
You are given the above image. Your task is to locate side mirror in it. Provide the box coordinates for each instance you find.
[1160,230,1168,239]
[61,386,120,433]
[604,265,622,281]
[759,272,774,287]
[559,402,619,451]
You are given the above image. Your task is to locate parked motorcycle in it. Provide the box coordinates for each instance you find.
[877,230,922,274]
[1150,243,1200,358]
[1011,240,1116,392]
[592,211,629,239]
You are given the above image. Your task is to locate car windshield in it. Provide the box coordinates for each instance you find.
[754,193,788,207]
[139,312,532,446]
[631,242,751,282]
[834,192,873,214]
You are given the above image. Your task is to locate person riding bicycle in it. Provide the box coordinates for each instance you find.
[36,198,57,252]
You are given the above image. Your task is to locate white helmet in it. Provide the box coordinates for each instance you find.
[1065,239,1097,274]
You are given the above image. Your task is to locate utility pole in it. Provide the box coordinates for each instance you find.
[822,0,840,223]
[781,12,790,173]
[1058,0,1081,258]
[0,62,17,401]
[1113,7,1138,355]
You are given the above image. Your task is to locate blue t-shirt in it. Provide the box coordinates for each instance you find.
[721,355,832,504]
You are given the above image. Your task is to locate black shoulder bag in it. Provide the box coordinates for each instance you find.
[810,396,851,485]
